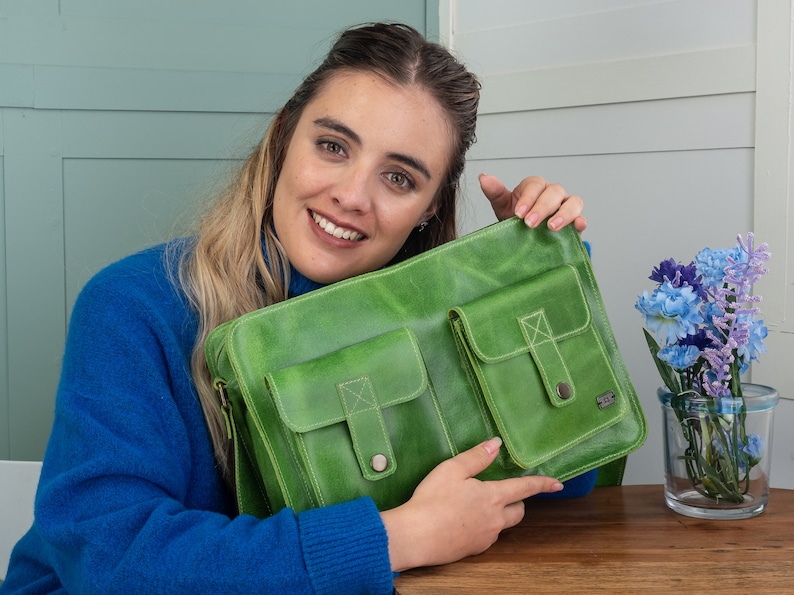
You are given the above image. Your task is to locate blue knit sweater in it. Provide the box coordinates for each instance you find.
[2,241,595,594]
[1,243,392,594]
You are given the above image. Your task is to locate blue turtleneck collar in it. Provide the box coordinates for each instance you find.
[262,231,326,298]
[288,264,326,298]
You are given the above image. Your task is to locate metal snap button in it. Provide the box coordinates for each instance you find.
[370,453,389,473]
[556,382,572,400]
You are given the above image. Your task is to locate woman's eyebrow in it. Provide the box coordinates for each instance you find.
[314,117,361,145]
[313,117,432,182]
[387,153,432,182]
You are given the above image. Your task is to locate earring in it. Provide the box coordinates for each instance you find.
[417,221,429,233]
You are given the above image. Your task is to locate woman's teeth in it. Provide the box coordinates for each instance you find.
[311,212,364,241]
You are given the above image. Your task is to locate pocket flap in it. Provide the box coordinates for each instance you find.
[449,265,590,408]
[267,327,427,433]
[448,264,629,470]
[448,264,590,365]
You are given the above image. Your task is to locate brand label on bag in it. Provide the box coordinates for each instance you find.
[597,391,616,410]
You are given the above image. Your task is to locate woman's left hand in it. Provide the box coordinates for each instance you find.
[479,173,587,233]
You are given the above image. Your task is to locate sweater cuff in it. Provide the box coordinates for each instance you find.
[298,497,393,595]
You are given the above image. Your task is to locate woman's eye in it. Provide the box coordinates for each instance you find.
[319,140,345,156]
[388,171,414,189]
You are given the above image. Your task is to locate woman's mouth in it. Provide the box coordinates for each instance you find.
[311,211,365,241]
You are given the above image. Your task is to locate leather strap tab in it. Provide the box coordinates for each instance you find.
[337,376,397,481]
[519,310,576,407]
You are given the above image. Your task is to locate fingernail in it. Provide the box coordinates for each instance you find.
[525,212,539,227]
[484,436,503,456]
[515,204,528,219]
[548,217,562,230]
[553,481,564,491]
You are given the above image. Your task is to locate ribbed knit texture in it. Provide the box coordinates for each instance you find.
[299,498,394,594]
[0,242,393,594]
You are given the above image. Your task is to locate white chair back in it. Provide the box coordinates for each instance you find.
[0,460,42,580]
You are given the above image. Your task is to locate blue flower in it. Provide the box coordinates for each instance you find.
[657,344,701,370]
[695,246,745,288]
[742,434,765,460]
[635,282,704,345]
[713,395,741,415]
[701,301,722,330]
[737,317,768,364]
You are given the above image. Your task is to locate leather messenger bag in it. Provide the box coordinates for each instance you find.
[205,217,647,517]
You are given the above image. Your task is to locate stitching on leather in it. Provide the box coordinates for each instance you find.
[234,376,300,511]
[339,377,379,415]
[296,432,325,507]
[237,428,272,515]
[475,324,626,467]
[519,310,575,401]
[234,219,510,325]
[521,311,554,347]
[270,328,428,432]
[338,376,394,478]
[455,265,593,364]
[245,385,315,509]
[451,318,499,440]
[427,379,456,455]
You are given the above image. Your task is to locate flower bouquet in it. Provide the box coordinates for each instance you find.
[636,233,778,517]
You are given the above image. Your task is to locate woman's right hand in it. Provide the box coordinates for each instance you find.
[380,437,563,572]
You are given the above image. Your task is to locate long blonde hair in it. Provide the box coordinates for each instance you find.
[180,22,481,484]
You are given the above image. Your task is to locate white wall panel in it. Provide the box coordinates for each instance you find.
[455,0,676,33]
[447,0,794,488]
[479,45,755,113]
[454,0,755,74]
[471,93,754,161]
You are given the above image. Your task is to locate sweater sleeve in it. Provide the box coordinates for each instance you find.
[17,253,394,595]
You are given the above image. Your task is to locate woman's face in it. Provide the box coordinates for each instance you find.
[272,70,452,284]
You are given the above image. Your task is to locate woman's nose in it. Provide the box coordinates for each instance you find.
[332,166,373,213]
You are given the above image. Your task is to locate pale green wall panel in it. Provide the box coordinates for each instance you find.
[3,109,68,459]
[0,65,34,108]
[1,147,8,459]
[33,66,299,112]
[60,111,271,160]
[1,2,428,73]
[1,1,438,460]
[63,158,225,309]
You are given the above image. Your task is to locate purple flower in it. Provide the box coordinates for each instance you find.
[650,259,707,299]
[679,328,716,351]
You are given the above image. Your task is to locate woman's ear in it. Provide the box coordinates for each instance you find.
[420,203,437,225]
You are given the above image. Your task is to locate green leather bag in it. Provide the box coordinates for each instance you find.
[205,218,647,517]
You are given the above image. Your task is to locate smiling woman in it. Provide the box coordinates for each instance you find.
[273,71,450,284]
[1,22,586,595]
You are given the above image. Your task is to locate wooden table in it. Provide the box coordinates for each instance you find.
[393,484,794,594]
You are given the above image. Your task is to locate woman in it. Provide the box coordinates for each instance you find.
[2,23,587,594]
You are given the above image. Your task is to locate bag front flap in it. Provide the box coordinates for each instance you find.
[449,263,633,470]
[449,264,589,408]
[265,327,427,481]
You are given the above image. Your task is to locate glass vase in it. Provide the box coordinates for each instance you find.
[658,383,779,520]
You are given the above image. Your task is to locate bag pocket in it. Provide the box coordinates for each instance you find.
[448,264,629,478]
[259,327,455,512]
